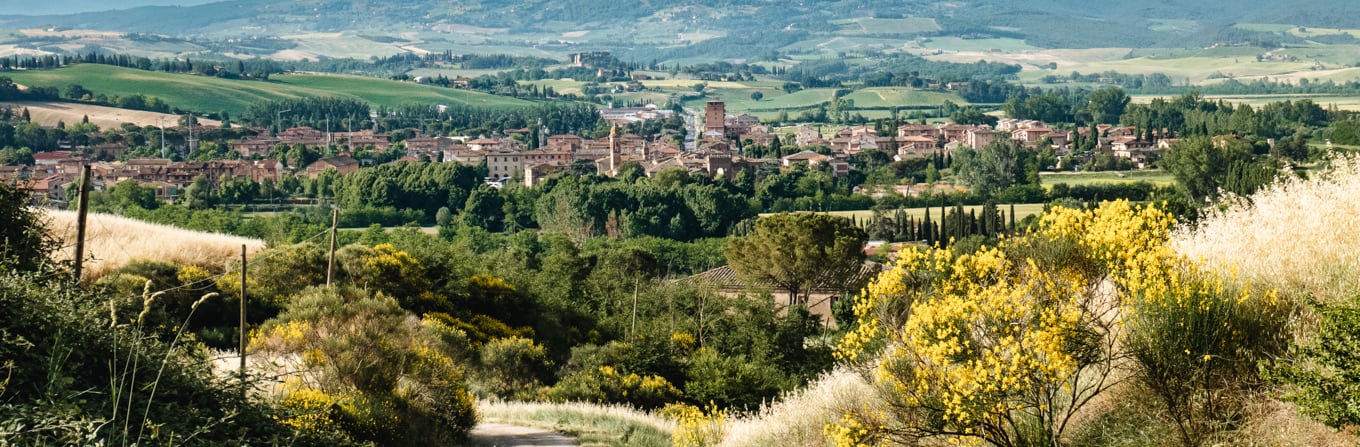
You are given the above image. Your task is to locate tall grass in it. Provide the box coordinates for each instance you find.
[43,209,265,280]
[718,367,879,447]
[476,400,673,447]
[1173,154,1360,303]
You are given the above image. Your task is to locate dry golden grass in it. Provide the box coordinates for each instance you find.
[718,367,879,447]
[0,101,222,129]
[477,399,674,447]
[43,209,265,280]
[1234,396,1358,447]
[1173,155,1360,303]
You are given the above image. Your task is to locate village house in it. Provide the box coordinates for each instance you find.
[303,156,360,178]
[897,135,937,158]
[524,161,572,187]
[781,150,850,177]
[793,125,826,147]
[739,125,778,147]
[599,104,674,126]
[897,123,937,138]
[965,127,997,150]
[17,174,72,206]
[724,113,762,135]
[232,137,279,158]
[32,150,79,167]
[404,136,459,160]
[683,262,882,326]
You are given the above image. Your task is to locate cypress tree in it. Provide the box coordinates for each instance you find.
[922,208,933,244]
[956,205,965,240]
[1009,204,1017,233]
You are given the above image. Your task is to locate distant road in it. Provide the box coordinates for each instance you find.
[468,423,576,447]
[0,100,221,129]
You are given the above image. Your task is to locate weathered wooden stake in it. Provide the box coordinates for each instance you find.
[72,165,91,285]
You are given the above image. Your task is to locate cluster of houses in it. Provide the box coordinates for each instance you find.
[791,118,1174,170]
[230,127,392,158]
[0,148,366,206]
[2,97,1193,206]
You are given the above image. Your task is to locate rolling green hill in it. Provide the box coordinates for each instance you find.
[1,64,534,116]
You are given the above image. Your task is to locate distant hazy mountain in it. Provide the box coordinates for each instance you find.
[4,0,220,16]
[1,0,1355,58]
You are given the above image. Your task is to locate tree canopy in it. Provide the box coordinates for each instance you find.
[725,213,868,304]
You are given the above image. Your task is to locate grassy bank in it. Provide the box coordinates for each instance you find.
[476,400,673,447]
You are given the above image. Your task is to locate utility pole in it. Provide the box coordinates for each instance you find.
[238,244,247,391]
[630,278,639,343]
[158,117,166,158]
[186,114,196,154]
[275,109,291,135]
[72,165,91,285]
[326,208,338,286]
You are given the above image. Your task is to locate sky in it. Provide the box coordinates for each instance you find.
[4,0,222,16]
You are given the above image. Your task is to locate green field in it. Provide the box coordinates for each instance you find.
[1040,170,1177,187]
[916,36,1040,52]
[829,17,941,35]
[2,64,535,115]
[666,84,969,115]
[1131,93,1360,111]
[841,88,968,108]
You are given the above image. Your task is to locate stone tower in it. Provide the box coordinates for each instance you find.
[704,101,726,136]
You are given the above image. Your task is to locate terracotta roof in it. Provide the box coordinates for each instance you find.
[319,156,359,167]
[32,151,73,160]
[783,150,830,161]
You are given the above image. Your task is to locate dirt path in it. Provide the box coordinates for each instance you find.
[468,423,577,447]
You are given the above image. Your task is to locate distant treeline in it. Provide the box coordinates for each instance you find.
[0,76,58,102]
[1043,70,1360,96]
[0,53,280,80]
[240,97,600,137]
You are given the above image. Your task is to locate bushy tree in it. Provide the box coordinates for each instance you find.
[1087,86,1130,124]
[725,213,867,304]
[953,138,1029,196]
[0,181,59,272]
[1160,136,1258,201]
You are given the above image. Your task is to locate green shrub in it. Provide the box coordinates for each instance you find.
[0,272,316,446]
[1275,297,1360,428]
[478,336,553,399]
[0,182,60,272]
[1124,273,1293,447]
[547,365,683,410]
[251,286,477,445]
[683,347,791,410]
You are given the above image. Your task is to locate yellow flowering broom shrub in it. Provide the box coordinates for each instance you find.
[832,200,1289,447]
[252,286,477,445]
[666,402,728,447]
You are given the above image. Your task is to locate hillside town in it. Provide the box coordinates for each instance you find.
[0,99,1181,207]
